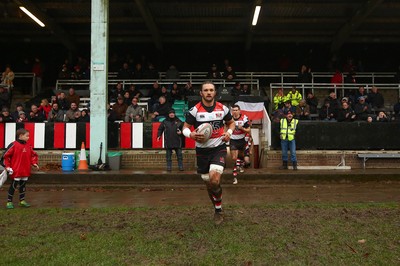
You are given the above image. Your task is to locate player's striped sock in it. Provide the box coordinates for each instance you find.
[212,186,222,213]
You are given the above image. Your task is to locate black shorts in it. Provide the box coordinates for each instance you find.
[230,138,246,151]
[196,144,227,174]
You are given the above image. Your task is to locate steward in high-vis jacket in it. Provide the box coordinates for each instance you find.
[279,110,299,170]
[286,86,302,107]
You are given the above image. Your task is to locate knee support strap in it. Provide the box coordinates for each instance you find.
[209,164,224,174]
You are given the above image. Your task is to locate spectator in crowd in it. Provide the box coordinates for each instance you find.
[319,99,338,121]
[28,104,45,122]
[241,84,251,95]
[157,109,184,171]
[0,108,14,122]
[169,83,182,103]
[297,64,312,83]
[354,96,372,121]
[107,104,118,123]
[273,88,286,110]
[66,87,80,106]
[306,91,318,114]
[127,84,142,100]
[38,98,52,120]
[56,92,70,111]
[11,103,24,121]
[1,65,15,89]
[65,102,80,122]
[123,91,131,106]
[133,63,144,79]
[32,57,43,94]
[182,81,195,100]
[16,111,28,123]
[337,101,356,122]
[71,66,83,80]
[367,116,374,123]
[295,99,310,120]
[160,86,170,101]
[79,109,90,122]
[207,64,222,80]
[112,96,128,120]
[109,82,125,103]
[47,102,65,122]
[151,96,170,122]
[344,71,357,84]
[58,64,71,80]
[282,100,296,115]
[376,111,388,122]
[143,63,159,80]
[325,91,340,110]
[223,66,236,81]
[0,86,10,109]
[271,105,285,122]
[231,82,242,99]
[331,69,343,84]
[354,86,368,102]
[367,86,385,110]
[286,86,302,108]
[117,62,133,80]
[148,81,162,112]
[165,65,180,80]
[125,97,143,122]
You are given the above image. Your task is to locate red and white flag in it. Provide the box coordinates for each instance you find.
[235,96,265,120]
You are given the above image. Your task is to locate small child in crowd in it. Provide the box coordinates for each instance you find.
[2,128,39,209]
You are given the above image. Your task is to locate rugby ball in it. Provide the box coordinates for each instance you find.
[196,123,213,141]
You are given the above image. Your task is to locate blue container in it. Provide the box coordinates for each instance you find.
[61,153,75,171]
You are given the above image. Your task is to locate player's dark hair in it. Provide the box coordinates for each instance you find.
[16,128,29,138]
[231,104,240,110]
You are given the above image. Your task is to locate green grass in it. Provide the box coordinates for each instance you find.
[0,203,399,265]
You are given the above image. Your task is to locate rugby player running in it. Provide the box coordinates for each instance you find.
[182,81,235,225]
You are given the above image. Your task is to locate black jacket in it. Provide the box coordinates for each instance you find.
[157,117,183,149]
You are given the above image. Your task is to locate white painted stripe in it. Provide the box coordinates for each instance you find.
[251,128,259,145]
[132,123,143,148]
[34,123,45,148]
[5,123,16,147]
[65,123,77,149]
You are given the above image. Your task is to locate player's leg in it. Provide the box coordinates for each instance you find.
[6,179,18,209]
[166,148,172,171]
[18,178,30,207]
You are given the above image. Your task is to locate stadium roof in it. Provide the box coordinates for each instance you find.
[1,0,399,53]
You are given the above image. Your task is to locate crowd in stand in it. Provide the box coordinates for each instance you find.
[1,55,400,124]
[272,84,400,123]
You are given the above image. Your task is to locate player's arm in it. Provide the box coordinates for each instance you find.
[222,118,235,142]
[183,122,206,142]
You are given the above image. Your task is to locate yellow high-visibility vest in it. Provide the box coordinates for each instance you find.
[280,118,298,141]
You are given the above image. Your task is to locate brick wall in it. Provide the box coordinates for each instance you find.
[37,149,400,170]
[265,150,400,169]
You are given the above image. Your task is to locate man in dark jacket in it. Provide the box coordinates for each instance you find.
[157,109,184,171]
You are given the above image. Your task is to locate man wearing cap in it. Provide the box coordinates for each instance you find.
[112,96,128,120]
[279,110,299,170]
[16,111,28,123]
[354,96,372,121]
[157,109,184,171]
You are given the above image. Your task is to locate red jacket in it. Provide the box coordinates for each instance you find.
[2,140,38,179]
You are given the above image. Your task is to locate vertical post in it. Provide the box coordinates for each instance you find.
[90,0,109,165]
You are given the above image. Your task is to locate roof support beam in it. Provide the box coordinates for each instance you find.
[330,0,383,52]
[134,0,163,51]
[13,0,77,52]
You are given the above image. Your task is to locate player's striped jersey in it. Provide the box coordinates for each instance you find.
[186,101,232,148]
[231,114,250,140]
